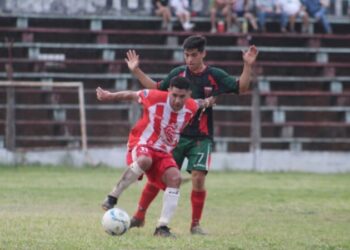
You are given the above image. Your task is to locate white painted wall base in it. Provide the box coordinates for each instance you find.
[0,147,349,173]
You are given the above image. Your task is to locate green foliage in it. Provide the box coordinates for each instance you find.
[0,166,350,250]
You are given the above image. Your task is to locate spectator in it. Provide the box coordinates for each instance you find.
[232,0,258,32]
[153,0,172,30]
[210,0,235,33]
[279,0,309,33]
[301,0,332,33]
[256,0,284,32]
[170,0,195,31]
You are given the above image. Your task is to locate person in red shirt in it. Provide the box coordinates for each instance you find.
[98,76,213,237]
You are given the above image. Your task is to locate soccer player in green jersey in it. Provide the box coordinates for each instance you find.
[125,35,258,235]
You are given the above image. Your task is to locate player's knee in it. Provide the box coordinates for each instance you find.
[163,167,181,188]
[136,156,152,171]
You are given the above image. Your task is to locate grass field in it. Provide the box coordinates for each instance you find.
[0,165,349,250]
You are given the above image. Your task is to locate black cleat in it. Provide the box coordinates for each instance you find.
[101,195,117,211]
[153,226,176,238]
[129,216,145,228]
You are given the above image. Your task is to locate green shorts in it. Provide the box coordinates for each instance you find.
[172,137,212,173]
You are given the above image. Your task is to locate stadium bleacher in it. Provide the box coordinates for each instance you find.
[0,11,349,151]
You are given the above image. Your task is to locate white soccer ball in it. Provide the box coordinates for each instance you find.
[101,208,131,236]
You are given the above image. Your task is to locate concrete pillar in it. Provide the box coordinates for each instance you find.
[90,19,102,31]
[330,81,343,93]
[273,110,285,123]
[16,17,28,28]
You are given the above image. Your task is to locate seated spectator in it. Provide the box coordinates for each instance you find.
[256,0,284,32]
[232,0,258,33]
[153,0,172,30]
[210,0,235,33]
[279,0,309,33]
[301,0,332,33]
[170,0,195,31]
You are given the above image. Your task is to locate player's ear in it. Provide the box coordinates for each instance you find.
[202,50,207,59]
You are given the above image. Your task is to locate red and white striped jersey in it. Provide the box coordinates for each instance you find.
[128,89,199,153]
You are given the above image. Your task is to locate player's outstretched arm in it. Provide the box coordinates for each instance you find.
[196,96,216,109]
[96,87,138,102]
[125,50,157,89]
[239,45,259,93]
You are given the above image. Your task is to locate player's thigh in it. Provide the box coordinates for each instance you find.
[172,137,192,169]
[146,152,178,190]
[162,166,181,188]
[186,138,212,173]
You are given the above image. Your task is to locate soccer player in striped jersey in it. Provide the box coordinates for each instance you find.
[125,35,258,235]
[98,76,213,237]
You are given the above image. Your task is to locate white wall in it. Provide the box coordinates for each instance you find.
[1,147,349,173]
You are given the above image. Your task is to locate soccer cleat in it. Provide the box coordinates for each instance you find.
[129,216,145,228]
[190,225,208,235]
[101,195,117,211]
[153,226,176,238]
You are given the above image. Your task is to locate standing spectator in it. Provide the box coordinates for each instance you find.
[256,0,284,32]
[210,0,235,33]
[170,0,195,30]
[153,0,172,30]
[279,0,309,33]
[301,0,332,33]
[232,0,259,32]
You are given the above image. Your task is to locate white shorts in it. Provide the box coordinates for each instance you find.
[170,0,189,15]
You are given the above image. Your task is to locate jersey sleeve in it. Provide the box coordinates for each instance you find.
[157,66,186,90]
[137,89,151,107]
[211,67,239,96]
[187,98,200,115]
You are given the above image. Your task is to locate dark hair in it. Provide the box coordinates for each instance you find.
[182,35,206,52]
[169,76,191,90]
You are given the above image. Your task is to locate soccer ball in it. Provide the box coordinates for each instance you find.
[101,207,130,236]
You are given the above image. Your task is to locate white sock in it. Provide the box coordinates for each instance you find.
[110,161,144,198]
[157,187,180,227]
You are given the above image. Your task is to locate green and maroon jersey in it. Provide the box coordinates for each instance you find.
[156,65,239,139]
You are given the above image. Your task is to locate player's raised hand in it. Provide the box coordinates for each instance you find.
[96,87,111,101]
[125,50,140,72]
[242,45,258,65]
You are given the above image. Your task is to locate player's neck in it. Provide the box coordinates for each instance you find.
[189,64,206,74]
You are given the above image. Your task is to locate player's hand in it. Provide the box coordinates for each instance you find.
[125,50,140,72]
[96,87,111,101]
[242,45,258,65]
[204,96,216,108]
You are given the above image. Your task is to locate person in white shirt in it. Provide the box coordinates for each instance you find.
[279,0,309,32]
[170,0,195,31]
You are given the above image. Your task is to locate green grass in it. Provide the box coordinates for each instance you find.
[0,165,350,250]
